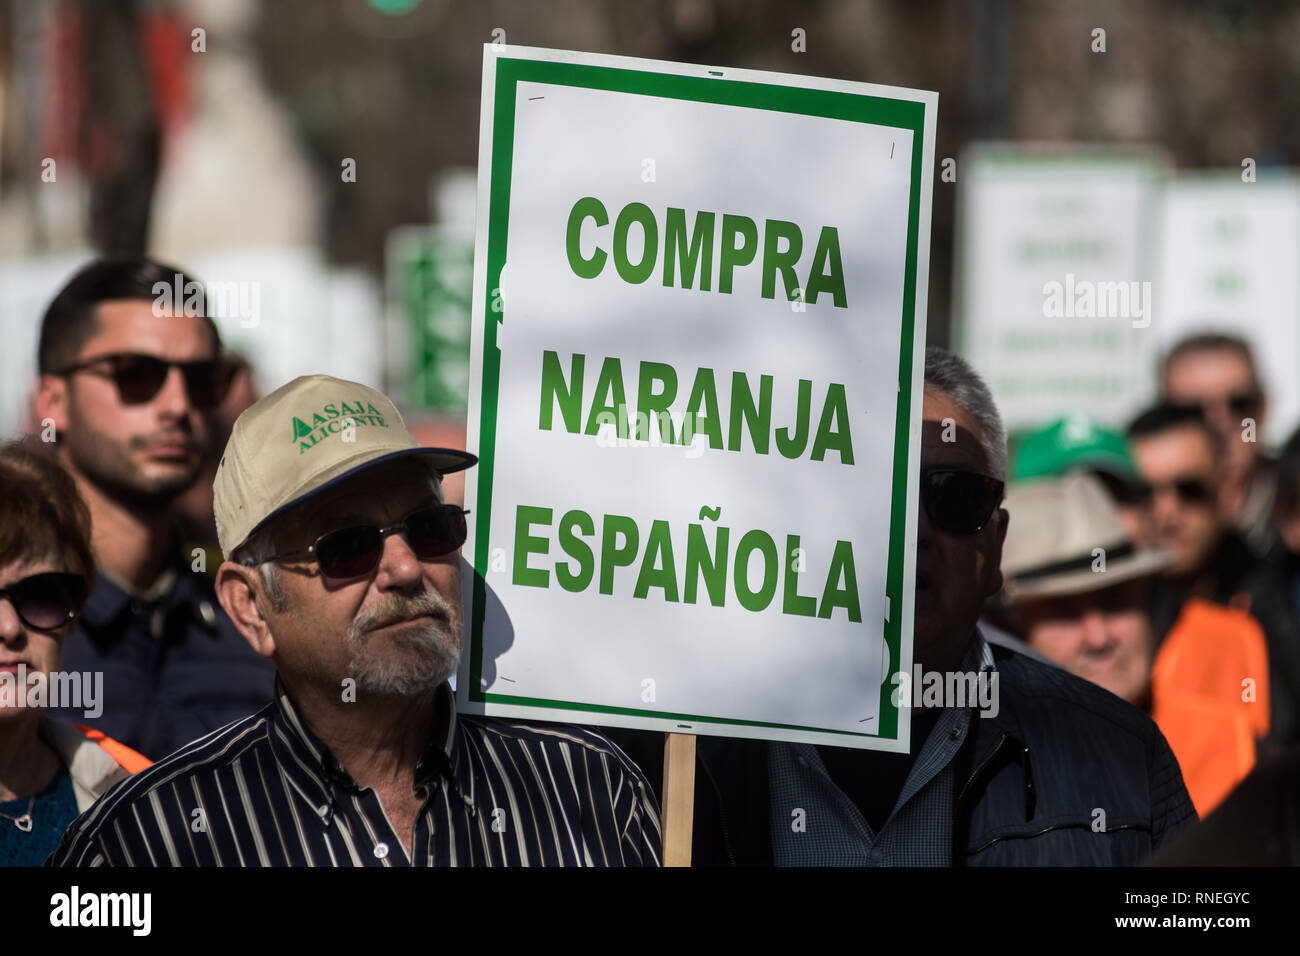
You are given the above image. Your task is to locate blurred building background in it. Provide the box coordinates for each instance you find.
[2,0,1299,445]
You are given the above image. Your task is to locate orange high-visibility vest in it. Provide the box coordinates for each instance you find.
[1151,599,1269,816]
[73,723,153,775]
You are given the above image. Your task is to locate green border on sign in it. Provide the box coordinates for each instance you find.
[470,56,927,743]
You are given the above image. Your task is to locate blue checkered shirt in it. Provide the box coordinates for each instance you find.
[769,633,996,865]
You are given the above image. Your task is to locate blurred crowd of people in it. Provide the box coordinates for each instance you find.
[993,333,1300,823]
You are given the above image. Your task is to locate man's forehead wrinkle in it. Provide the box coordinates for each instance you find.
[920,419,992,472]
[298,473,435,531]
[299,489,357,529]
[923,388,989,440]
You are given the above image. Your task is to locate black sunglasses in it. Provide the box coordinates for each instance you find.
[1171,392,1261,419]
[1091,470,1145,506]
[57,352,236,408]
[268,504,469,581]
[1136,477,1211,505]
[0,572,87,632]
[921,468,1005,535]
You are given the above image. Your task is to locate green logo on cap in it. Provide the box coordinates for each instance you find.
[291,400,388,454]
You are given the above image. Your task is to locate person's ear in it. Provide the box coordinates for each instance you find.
[983,506,1009,598]
[215,562,277,659]
[33,374,71,438]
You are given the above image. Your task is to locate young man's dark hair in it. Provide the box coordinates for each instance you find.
[1127,401,1215,444]
[1162,332,1259,386]
[38,257,217,374]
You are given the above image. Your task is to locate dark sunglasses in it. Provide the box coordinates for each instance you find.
[1171,391,1261,419]
[57,353,236,408]
[269,504,469,581]
[0,572,87,632]
[921,468,1005,535]
[1136,477,1211,505]
[1092,470,1145,506]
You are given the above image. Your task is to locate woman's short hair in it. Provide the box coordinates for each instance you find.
[0,441,96,599]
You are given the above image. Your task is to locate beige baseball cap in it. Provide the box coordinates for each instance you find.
[1002,472,1171,601]
[213,374,476,558]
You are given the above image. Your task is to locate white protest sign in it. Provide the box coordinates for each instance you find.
[458,46,936,751]
[1155,174,1300,447]
[956,147,1168,434]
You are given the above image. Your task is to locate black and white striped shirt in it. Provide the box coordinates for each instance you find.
[46,681,662,867]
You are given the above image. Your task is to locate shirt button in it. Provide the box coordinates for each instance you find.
[949,727,959,740]
[373,843,389,860]
[318,805,329,816]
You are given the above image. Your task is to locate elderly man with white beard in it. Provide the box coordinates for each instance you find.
[48,375,662,867]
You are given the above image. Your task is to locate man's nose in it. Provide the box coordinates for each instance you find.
[1079,610,1114,650]
[1202,401,1235,434]
[154,365,194,418]
[0,599,24,645]
[375,530,425,590]
[1150,488,1183,524]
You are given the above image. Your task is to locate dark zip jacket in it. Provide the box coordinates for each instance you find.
[608,640,1198,865]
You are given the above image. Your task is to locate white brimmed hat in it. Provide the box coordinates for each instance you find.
[1002,472,1171,601]
[213,374,475,558]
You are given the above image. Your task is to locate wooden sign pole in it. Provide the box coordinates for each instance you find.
[661,733,696,867]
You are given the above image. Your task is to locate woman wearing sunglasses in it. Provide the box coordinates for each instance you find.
[0,442,150,866]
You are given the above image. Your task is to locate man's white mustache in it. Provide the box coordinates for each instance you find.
[351,592,456,642]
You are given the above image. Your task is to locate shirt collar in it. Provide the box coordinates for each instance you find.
[80,573,133,629]
[419,684,475,808]
[971,625,1023,739]
[268,679,338,819]
[79,558,218,634]
[968,627,997,676]
[269,679,469,822]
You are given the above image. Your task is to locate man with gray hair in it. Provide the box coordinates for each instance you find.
[49,374,662,866]
[617,346,1196,865]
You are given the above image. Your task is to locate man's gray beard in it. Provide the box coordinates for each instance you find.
[347,589,462,697]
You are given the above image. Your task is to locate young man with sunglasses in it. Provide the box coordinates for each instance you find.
[1162,333,1277,559]
[1131,403,1300,768]
[48,375,662,867]
[616,347,1195,865]
[1126,402,1260,643]
[32,258,274,759]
